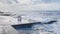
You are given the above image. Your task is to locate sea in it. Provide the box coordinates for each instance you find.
[13,11,60,34]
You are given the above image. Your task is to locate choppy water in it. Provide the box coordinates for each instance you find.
[15,22,58,34]
[0,11,60,34]
[14,11,60,34]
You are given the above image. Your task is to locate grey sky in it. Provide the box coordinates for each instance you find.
[0,0,60,12]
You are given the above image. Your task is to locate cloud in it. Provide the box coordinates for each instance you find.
[17,0,32,4]
[43,0,60,3]
[0,0,60,12]
[16,0,60,10]
[31,3,60,10]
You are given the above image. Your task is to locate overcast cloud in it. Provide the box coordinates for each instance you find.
[0,0,60,12]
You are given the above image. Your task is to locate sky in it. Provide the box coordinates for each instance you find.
[0,0,60,12]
